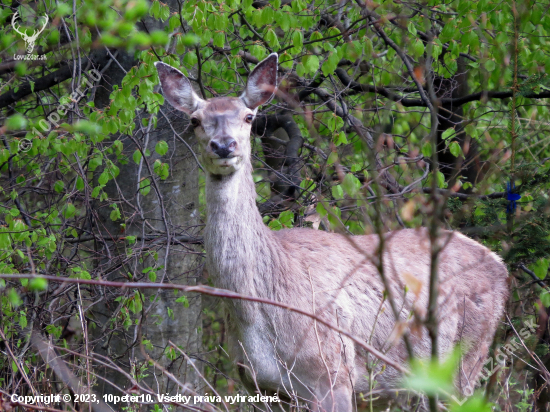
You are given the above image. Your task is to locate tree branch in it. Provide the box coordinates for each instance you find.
[311,86,402,193]
[0,273,408,375]
[335,68,550,107]
[253,113,304,199]
[421,187,507,200]
[0,50,110,109]
[519,264,547,288]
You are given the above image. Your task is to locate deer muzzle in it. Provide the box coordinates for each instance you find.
[210,138,236,159]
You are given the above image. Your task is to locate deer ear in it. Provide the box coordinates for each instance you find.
[241,53,278,110]
[155,62,204,114]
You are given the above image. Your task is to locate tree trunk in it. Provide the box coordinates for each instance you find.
[90,48,203,402]
[436,56,482,187]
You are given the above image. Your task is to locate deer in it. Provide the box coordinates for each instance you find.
[11,12,49,54]
[155,53,509,411]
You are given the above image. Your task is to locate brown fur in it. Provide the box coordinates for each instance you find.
[204,161,508,410]
[155,54,509,411]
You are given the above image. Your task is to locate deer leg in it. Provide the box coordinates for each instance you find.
[310,383,353,412]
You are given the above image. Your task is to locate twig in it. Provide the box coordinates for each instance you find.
[0,273,408,374]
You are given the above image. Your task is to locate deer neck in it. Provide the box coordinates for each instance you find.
[204,162,276,297]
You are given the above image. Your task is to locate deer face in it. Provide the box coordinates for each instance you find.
[189,97,255,175]
[155,53,278,176]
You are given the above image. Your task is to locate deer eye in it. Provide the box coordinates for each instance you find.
[245,114,254,123]
[190,118,201,128]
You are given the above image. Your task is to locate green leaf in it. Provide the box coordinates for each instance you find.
[155,141,169,156]
[463,30,479,51]
[139,178,151,196]
[183,51,198,66]
[176,295,190,307]
[154,159,169,180]
[19,313,27,328]
[327,151,338,165]
[125,236,136,245]
[280,52,293,69]
[431,42,442,60]
[150,0,160,18]
[279,210,294,228]
[76,177,85,191]
[411,38,425,58]
[261,7,274,25]
[532,258,549,279]
[54,180,65,193]
[362,37,373,57]
[8,289,22,307]
[292,0,306,13]
[332,184,344,199]
[541,290,550,307]
[449,141,463,157]
[326,205,342,229]
[110,207,121,221]
[299,178,316,192]
[292,30,303,51]
[275,10,291,31]
[250,44,267,61]
[268,219,282,230]
[437,171,446,188]
[421,142,432,158]
[160,6,170,20]
[316,202,327,217]
[133,150,142,164]
[439,22,455,43]
[169,14,180,31]
[264,28,280,49]
[342,173,361,197]
[322,51,340,76]
[91,186,101,198]
[295,62,306,77]
[484,59,496,72]
[98,172,109,185]
[29,278,48,291]
[89,156,103,172]
[334,131,348,146]
[6,114,28,131]
[182,33,199,46]
[213,32,225,48]
[63,203,76,219]
[74,120,101,135]
[450,395,493,412]
[404,349,459,395]
[407,21,417,36]
[442,128,455,140]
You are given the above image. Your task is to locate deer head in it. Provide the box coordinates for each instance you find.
[12,12,49,54]
[155,53,278,176]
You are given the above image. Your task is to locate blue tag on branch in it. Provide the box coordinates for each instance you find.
[506,180,521,214]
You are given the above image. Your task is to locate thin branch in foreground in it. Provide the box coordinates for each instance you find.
[0,273,407,374]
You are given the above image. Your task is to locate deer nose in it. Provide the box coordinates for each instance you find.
[210,139,236,159]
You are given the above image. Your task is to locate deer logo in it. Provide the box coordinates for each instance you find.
[11,12,48,54]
